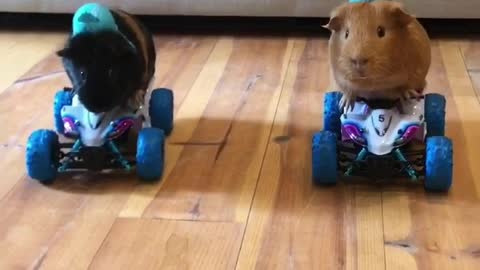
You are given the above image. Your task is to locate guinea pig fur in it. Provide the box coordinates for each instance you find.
[324,0,431,110]
[57,9,156,114]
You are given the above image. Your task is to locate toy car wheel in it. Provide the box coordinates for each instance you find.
[25,129,59,184]
[323,91,343,137]
[424,136,453,192]
[425,93,446,137]
[149,88,174,136]
[312,130,338,185]
[54,90,73,134]
[136,127,165,181]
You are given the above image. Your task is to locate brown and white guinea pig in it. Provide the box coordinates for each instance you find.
[56,3,156,113]
[324,0,431,110]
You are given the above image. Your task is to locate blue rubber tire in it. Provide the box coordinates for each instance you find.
[136,128,165,181]
[424,136,453,192]
[323,91,343,137]
[312,131,338,185]
[25,129,59,184]
[149,88,174,136]
[54,90,73,134]
[425,93,446,137]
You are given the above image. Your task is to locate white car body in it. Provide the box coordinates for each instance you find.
[60,95,140,147]
[340,98,426,156]
[59,78,155,147]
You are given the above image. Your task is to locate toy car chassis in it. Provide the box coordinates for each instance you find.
[25,87,174,184]
[312,91,453,192]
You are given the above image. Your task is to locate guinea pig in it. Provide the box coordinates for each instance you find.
[324,0,431,110]
[56,3,156,113]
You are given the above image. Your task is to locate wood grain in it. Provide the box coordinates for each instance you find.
[471,71,480,97]
[237,38,355,270]
[1,31,480,269]
[119,35,219,217]
[89,218,243,270]
[460,39,480,71]
[140,36,294,222]
[0,30,65,93]
[382,40,480,270]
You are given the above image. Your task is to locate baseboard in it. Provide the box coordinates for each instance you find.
[1,12,480,37]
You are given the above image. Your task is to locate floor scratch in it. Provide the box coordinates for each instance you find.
[30,247,48,270]
[14,70,65,84]
[384,240,418,254]
[214,123,232,162]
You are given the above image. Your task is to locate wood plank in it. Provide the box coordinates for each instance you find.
[460,39,480,71]
[384,194,480,270]
[383,41,480,270]
[0,35,219,269]
[0,146,26,202]
[14,53,64,83]
[151,34,218,111]
[0,73,68,146]
[136,36,294,222]
[33,177,137,270]
[89,218,243,270]
[440,40,480,196]
[0,174,138,270]
[383,192,417,270]
[356,190,385,270]
[469,71,480,99]
[119,36,227,217]
[0,31,65,92]
[236,38,385,270]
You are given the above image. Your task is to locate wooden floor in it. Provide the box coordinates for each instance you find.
[1,30,480,270]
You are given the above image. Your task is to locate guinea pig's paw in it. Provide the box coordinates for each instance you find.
[402,89,422,101]
[339,94,354,111]
[339,95,347,110]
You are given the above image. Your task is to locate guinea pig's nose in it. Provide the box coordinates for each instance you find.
[350,57,369,68]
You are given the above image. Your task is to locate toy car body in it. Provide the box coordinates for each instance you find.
[341,97,425,156]
[25,87,174,184]
[312,91,453,192]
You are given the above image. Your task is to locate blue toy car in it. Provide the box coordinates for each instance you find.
[25,87,174,184]
[312,91,453,192]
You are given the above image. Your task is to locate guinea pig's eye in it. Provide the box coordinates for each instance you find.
[377,26,386,38]
[345,29,350,39]
[108,68,118,78]
[80,71,86,79]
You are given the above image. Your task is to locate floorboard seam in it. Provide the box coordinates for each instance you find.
[233,38,297,270]
[458,42,480,105]
[137,37,220,218]
[85,217,119,270]
[171,37,220,114]
[381,191,388,270]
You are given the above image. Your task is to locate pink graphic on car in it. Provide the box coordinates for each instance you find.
[394,124,422,146]
[341,123,367,146]
[107,117,136,139]
[63,116,79,137]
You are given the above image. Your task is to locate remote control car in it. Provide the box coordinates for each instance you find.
[312,91,453,192]
[25,87,174,184]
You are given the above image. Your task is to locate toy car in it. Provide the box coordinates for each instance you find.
[312,91,453,192]
[25,87,174,184]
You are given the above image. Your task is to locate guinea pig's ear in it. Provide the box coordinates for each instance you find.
[389,2,414,26]
[56,47,71,58]
[323,5,347,32]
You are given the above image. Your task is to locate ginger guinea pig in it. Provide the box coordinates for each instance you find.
[324,0,431,109]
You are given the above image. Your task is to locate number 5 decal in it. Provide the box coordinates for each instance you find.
[378,114,385,122]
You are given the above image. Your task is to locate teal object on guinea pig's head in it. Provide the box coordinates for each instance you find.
[72,3,119,36]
